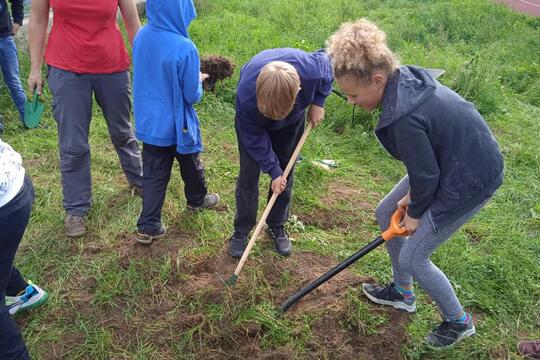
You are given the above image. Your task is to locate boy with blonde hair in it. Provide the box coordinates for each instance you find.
[229,48,333,258]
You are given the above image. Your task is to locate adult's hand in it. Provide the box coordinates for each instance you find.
[27,69,44,95]
[308,104,325,127]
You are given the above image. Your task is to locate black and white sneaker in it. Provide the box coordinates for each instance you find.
[426,318,476,348]
[362,282,416,313]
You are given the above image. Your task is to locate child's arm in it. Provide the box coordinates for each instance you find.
[312,73,334,109]
[393,119,440,220]
[308,69,333,127]
[237,111,282,180]
[181,47,203,105]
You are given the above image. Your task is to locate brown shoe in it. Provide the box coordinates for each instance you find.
[518,340,540,359]
[65,215,86,237]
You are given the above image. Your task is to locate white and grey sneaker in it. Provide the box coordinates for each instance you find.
[6,282,49,316]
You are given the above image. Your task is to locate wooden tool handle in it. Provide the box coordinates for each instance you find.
[233,123,313,277]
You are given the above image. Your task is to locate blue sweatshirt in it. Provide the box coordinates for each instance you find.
[376,66,504,228]
[235,48,333,179]
[133,0,203,154]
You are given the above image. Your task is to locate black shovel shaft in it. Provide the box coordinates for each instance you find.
[280,236,385,313]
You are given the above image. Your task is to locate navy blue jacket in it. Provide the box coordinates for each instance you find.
[0,0,23,37]
[376,66,503,228]
[235,48,333,179]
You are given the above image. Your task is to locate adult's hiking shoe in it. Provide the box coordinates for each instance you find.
[65,214,86,237]
[266,225,292,256]
[187,193,220,211]
[6,282,49,316]
[136,225,167,245]
[228,232,248,258]
[426,318,475,348]
[518,340,540,359]
[362,282,416,313]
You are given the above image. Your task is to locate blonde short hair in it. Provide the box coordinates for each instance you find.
[326,19,399,82]
[256,61,300,120]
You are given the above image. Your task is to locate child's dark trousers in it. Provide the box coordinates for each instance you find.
[234,120,304,234]
[137,143,208,234]
[0,176,33,360]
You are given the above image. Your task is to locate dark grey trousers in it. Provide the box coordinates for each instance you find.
[47,66,142,216]
[376,175,489,321]
[233,120,304,234]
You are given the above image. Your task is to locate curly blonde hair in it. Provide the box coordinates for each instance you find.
[326,19,399,82]
[256,61,300,120]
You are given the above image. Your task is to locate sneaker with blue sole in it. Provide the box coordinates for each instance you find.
[6,282,49,316]
[362,282,416,313]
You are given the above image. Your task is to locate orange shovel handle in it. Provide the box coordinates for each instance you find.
[381,207,410,241]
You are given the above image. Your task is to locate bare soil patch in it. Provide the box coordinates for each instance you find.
[29,229,409,359]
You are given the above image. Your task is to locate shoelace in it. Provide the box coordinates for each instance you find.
[378,284,397,300]
[435,321,451,333]
[273,226,286,239]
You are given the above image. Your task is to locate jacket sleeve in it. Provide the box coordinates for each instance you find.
[312,72,333,107]
[180,47,203,105]
[393,117,440,219]
[10,0,24,26]
[236,110,282,180]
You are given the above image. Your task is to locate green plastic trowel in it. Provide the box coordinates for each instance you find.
[24,90,45,129]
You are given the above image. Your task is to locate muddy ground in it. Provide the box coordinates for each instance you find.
[18,182,410,359]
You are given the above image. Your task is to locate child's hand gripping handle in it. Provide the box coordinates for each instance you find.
[381,207,410,241]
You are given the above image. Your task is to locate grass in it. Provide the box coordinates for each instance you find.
[1,0,539,358]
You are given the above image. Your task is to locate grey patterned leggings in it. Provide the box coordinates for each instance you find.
[375,176,488,321]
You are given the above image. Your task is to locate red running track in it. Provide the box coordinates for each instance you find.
[496,0,540,16]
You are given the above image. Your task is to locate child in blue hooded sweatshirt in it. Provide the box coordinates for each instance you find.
[133,0,219,244]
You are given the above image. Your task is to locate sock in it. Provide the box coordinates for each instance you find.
[455,312,470,323]
[396,285,415,299]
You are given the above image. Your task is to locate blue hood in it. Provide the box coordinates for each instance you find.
[146,0,196,37]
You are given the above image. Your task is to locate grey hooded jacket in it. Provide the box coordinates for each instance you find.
[375,65,503,229]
